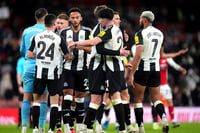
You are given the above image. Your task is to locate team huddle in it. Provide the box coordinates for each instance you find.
[18,5,188,133]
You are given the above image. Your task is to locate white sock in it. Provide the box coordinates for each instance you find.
[64,124,71,132]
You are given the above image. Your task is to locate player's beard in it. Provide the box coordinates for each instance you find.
[139,23,144,30]
[72,22,80,30]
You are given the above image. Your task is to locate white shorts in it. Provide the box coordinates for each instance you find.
[160,84,172,100]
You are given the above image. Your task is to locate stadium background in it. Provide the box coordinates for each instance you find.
[0,0,200,124]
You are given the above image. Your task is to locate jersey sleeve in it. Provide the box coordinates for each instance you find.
[29,36,36,52]
[96,42,120,55]
[97,27,112,41]
[85,28,92,40]
[134,30,143,45]
[20,32,26,57]
[60,29,67,40]
[167,58,181,70]
[60,36,68,55]
[16,58,23,74]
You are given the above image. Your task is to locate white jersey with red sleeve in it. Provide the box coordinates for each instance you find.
[160,58,168,85]
[160,58,181,85]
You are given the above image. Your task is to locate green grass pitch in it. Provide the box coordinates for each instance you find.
[0,123,199,133]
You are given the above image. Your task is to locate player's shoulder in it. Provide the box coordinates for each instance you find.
[93,23,100,29]
[136,29,143,35]
[22,25,34,34]
[91,24,100,32]
[50,30,61,37]
[23,24,45,34]
[103,25,113,33]
[112,25,121,32]
[82,26,92,32]
[42,30,60,37]
[142,26,163,35]
[91,24,100,36]
[111,25,123,37]
[151,26,163,34]
[52,31,62,40]
[34,30,44,37]
[60,26,71,33]
[17,56,23,61]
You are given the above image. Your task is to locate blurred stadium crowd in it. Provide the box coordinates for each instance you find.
[0,0,200,107]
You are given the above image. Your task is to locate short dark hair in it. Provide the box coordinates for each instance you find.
[93,5,108,17]
[113,11,119,15]
[97,8,114,20]
[68,7,82,16]
[35,8,48,20]
[57,13,69,20]
[45,13,57,27]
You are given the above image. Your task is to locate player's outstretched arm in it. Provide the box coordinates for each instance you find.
[179,67,187,75]
[160,47,188,59]
[75,37,102,47]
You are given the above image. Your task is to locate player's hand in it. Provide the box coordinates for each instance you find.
[120,46,130,57]
[128,74,134,88]
[178,48,188,55]
[66,53,74,60]
[67,40,76,49]
[76,45,84,50]
[180,67,187,75]
[19,86,24,94]
[124,63,132,69]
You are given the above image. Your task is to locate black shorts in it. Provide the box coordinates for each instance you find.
[62,69,88,92]
[134,71,160,87]
[33,78,61,96]
[106,70,124,95]
[88,66,107,95]
[120,71,127,91]
[58,73,64,96]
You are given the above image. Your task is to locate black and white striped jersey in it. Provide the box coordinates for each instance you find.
[60,26,91,71]
[29,30,68,79]
[134,26,164,71]
[89,23,105,71]
[98,25,124,72]
[89,24,124,71]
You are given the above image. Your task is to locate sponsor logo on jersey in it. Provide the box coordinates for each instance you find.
[100,85,105,91]
[134,35,139,44]
[68,35,72,39]
[97,31,106,37]
[64,82,68,87]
